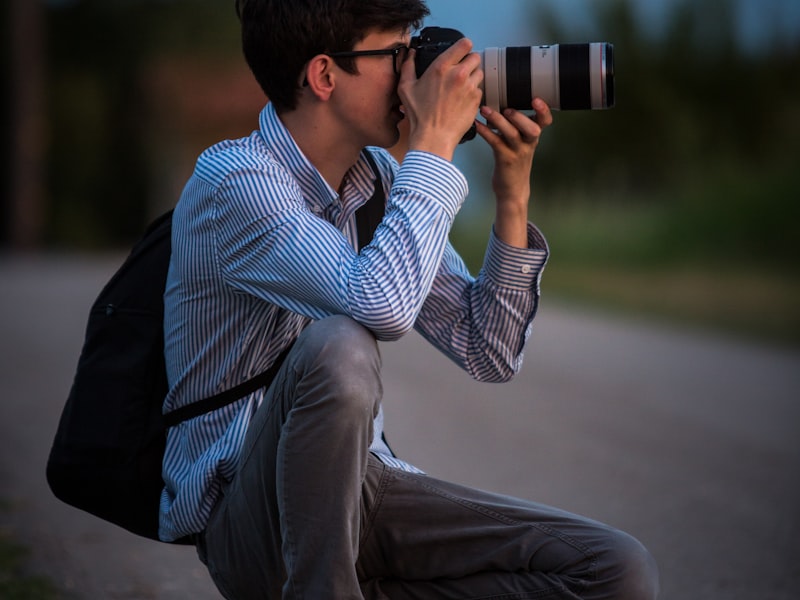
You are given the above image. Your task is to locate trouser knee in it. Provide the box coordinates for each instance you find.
[601,529,659,600]
[293,316,382,419]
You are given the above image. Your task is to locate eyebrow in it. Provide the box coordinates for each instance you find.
[375,37,409,49]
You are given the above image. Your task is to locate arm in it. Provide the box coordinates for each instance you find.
[414,226,548,383]
[415,99,555,381]
[477,98,553,249]
[212,43,488,341]
[212,150,467,341]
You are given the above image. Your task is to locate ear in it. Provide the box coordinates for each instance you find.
[304,55,336,102]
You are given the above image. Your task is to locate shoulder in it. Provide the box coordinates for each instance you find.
[195,132,296,193]
[192,133,303,217]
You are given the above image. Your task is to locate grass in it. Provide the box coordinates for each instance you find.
[540,261,800,346]
[0,534,62,600]
[0,501,62,600]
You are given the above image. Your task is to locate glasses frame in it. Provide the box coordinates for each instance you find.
[326,46,410,75]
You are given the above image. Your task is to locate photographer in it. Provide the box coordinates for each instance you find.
[160,0,658,598]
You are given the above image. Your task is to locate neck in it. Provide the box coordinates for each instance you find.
[279,106,362,191]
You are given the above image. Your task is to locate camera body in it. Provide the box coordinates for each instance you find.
[410,27,615,113]
[411,26,467,79]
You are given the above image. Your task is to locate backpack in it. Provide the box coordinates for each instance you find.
[46,151,386,543]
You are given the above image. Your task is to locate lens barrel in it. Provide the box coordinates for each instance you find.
[482,42,615,111]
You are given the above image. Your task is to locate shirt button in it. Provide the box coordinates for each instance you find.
[521,265,532,274]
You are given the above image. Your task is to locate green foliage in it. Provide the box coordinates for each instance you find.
[526,0,800,198]
[40,0,800,248]
[29,0,800,342]
[533,166,800,271]
[451,0,800,344]
[0,531,61,600]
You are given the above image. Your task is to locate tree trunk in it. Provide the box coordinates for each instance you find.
[7,0,46,250]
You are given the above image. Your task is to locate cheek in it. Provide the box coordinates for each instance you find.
[358,87,393,113]
[367,70,399,101]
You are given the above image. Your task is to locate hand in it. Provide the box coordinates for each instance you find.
[398,37,484,161]
[475,98,553,248]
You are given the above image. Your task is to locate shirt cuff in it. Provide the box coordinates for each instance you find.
[391,151,469,220]
[482,223,549,290]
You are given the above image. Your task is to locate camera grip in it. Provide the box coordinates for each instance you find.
[411,27,477,144]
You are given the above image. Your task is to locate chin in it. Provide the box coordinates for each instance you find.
[371,127,401,150]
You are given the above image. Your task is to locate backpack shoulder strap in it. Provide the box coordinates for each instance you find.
[355,150,387,251]
[165,150,385,427]
[163,344,292,427]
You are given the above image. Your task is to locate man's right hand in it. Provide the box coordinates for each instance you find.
[398,37,483,162]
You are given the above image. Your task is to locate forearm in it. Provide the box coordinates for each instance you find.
[218,152,468,340]
[415,225,548,382]
[493,195,530,249]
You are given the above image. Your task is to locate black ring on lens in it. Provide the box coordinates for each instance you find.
[559,44,591,110]
[506,47,532,110]
[604,44,615,108]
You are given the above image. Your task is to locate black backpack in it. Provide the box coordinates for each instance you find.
[46,152,386,542]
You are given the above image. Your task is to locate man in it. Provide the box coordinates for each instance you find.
[160,0,659,598]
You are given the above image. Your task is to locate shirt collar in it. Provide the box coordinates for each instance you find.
[258,102,379,214]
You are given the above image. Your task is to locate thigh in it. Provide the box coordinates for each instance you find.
[357,461,654,599]
[198,356,298,600]
[201,316,383,599]
[358,463,598,579]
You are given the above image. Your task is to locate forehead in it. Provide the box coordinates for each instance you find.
[354,27,410,49]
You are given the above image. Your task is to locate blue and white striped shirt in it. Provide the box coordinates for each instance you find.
[159,102,549,541]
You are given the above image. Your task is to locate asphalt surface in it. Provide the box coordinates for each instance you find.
[1,254,798,599]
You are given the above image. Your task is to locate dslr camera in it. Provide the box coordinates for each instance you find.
[411,26,615,113]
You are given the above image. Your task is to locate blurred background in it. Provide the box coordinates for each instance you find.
[3,0,799,345]
[2,2,799,598]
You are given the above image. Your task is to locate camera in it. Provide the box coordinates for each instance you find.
[411,27,615,112]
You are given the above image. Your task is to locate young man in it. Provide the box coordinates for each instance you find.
[160,0,659,598]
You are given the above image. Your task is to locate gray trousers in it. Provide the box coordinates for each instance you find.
[197,316,659,599]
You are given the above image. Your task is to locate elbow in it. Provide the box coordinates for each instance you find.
[474,369,516,384]
[495,367,519,384]
[364,305,418,342]
[470,352,524,384]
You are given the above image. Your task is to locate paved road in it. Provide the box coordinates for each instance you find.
[1,254,798,599]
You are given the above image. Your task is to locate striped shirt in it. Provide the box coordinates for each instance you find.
[159,102,549,541]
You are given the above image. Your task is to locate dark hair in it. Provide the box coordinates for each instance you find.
[236,0,429,112]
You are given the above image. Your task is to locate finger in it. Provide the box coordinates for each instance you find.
[475,119,509,152]
[478,106,519,144]
[432,41,483,88]
[474,117,499,143]
[481,106,541,145]
[503,108,543,143]
[436,37,475,65]
[532,97,554,128]
[400,48,418,82]
[475,112,525,155]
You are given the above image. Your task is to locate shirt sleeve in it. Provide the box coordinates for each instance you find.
[212,150,468,341]
[413,223,549,383]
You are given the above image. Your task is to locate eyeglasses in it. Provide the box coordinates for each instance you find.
[326,46,410,75]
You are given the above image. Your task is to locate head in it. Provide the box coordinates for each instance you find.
[236,0,429,113]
